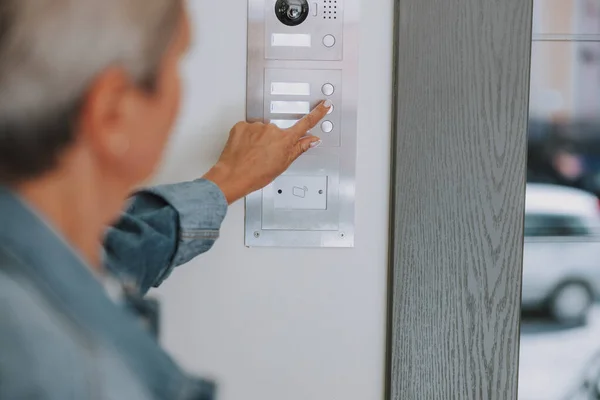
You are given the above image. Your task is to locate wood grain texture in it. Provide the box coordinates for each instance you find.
[388,0,532,399]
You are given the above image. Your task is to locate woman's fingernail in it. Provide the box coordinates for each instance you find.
[324,100,332,108]
[310,140,323,148]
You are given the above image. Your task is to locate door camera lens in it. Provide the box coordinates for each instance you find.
[288,7,301,19]
[275,0,309,27]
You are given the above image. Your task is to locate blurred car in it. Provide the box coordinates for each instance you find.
[522,183,600,325]
[564,351,600,400]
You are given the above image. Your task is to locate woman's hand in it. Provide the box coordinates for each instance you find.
[203,101,332,204]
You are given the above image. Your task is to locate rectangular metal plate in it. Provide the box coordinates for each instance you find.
[271,33,312,47]
[264,69,342,147]
[270,100,311,114]
[273,176,328,210]
[246,0,359,247]
[270,82,311,96]
[264,0,344,61]
[262,154,339,231]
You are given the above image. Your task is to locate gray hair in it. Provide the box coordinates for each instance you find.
[0,0,183,183]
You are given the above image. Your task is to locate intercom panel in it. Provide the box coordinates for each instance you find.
[265,0,344,61]
[265,68,342,147]
[246,0,359,247]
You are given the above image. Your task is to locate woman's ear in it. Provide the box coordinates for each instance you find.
[79,67,132,159]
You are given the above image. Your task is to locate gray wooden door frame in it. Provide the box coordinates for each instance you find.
[386,0,533,399]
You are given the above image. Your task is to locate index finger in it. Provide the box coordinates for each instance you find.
[286,100,332,138]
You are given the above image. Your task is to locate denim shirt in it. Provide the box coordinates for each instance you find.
[0,180,228,400]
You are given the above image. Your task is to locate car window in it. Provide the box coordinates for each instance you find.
[524,213,592,237]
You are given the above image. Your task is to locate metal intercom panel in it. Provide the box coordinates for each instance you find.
[245,0,359,247]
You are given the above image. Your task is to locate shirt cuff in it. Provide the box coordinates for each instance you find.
[145,179,228,285]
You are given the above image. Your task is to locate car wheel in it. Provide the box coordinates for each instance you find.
[548,282,593,325]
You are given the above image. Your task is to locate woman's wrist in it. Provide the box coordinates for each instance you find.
[202,163,245,205]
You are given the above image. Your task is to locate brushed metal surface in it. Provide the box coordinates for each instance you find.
[265,0,344,60]
[262,154,339,231]
[264,68,342,146]
[387,0,532,398]
[245,0,359,247]
[272,175,328,210]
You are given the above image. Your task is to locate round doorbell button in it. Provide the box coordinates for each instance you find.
[321,120,334,133]
[323,34,336,48]
[322,83,335,96]
[327,104,334,114]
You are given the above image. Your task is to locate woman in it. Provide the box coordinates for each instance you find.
[0,1,330,399]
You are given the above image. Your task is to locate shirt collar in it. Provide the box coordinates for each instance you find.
[0,186,125,301]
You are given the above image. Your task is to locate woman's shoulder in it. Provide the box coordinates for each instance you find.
[0,266,94,398]
[0,264,153,400]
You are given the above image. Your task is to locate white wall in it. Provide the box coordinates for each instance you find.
[152,0,393,399]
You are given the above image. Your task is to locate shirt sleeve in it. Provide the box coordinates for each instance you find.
[103,179,228,294]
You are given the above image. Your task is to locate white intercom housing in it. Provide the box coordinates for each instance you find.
[245,0,359,247]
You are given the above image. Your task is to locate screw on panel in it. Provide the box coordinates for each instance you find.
[339,232,345,238]
[254,231,261,238]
